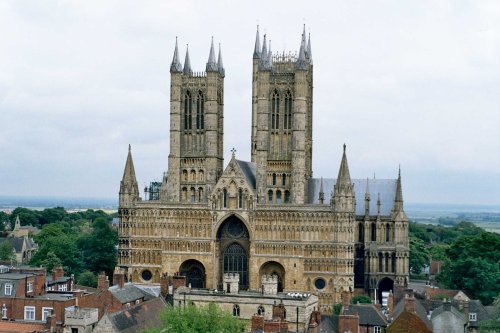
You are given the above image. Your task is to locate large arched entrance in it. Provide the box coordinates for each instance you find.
[179,259,206,289]
[378,277,394,304]
[259,261,285,292]
[217,215,250,290]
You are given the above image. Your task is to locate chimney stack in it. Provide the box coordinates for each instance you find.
[113,267,125,289]
[97,272,109,291]
[404,293,416,313]
[52,266,64,281]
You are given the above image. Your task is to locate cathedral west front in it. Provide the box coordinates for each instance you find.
[117,26,409,310]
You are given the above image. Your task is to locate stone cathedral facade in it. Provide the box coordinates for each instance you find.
[118,27,409,310]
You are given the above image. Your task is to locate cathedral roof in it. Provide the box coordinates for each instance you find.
[308,178,398,216]
[235,160,257,189]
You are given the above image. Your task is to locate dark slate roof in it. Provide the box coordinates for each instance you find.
[468,300,495,327]
[46,276,71,285]
[393,298,432,330]
[343,304,388,326]
[108,297,166,333]
[236,160,257,189]
[430,303,465,322]
[308,178,397,215]
[0,237,24,252]
[109,283,155,304]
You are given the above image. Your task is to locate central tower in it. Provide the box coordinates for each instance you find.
[251,26,313,204]
[164,38,225,203]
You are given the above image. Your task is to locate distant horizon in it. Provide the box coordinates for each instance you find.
[1,195,499,213]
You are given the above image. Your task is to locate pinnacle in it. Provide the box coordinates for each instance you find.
[206,36,218,72]
[253,25,261,59]
[183,45,192,76]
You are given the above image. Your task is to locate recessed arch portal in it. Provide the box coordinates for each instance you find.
[217,215,250,290]
[377,277,394,304]
[259,261,285,292]
[179,259,205,289]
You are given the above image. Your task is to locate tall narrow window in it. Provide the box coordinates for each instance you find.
[276,190,282,204]
[386,224,391,242]
[284,190,290,203]
[268,190,273,203]
[233,304,240,317]
[358,223,364,242]
[284,91,292,130]
[371,223,376,242]
[223,189,228,208]
[238,189,243,208]
[184,91,192,130]
[190,187,196,203]
[282,173,286,186]
[271,90,279,130]
[272,173,277,185]
[198,187,204,202]
[378,253,383,272]
[196,91,204,130]
[391,253,396,273]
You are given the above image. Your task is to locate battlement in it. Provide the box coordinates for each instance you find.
[223,273,239,294]
[261,274,279,295]
[224,273,240,282]
[261,274,279,283]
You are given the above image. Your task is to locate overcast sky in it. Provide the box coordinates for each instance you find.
[0,0,499,205]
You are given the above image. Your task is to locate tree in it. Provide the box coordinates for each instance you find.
[79,218,118,276]
[351,294,372,304]
[77,270,97,288]
[40,251,62,272]
[141,303,246,333]
[0,242,15,262]
[409,236,429,275]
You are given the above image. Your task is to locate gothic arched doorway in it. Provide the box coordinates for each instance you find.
[259,261,285,292]
[217,215,250,290]
[378,277,394,304]
[179,259,206,289]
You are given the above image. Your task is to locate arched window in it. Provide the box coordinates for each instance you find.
[284,190,290,204]
[184,91,192,130]
[190,170,196,181]
[385,253,389,272]
[196,91,204,130]
[181,187,188,202]
[283,308,287,319]
[198,170,204,181]
[358,223,364,242]
[271,90,279,130]
[371,223,376,242]
[378,252,383,272]
[284,91,292,130]
[233,304,240,317]
[276,190,282,204]
[182,170,188,181]
[257,305,265,316]
[198,187,204,202]
[391,253,396,273]
[386,224,391,242]
[282,173,286,186]
[272,173,277,185]
[268,190,273,204]
[223,189,228,208]
[238,189,243,208]
[190,187,196,203]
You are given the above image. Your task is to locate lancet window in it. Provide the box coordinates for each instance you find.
[184,91,192,130]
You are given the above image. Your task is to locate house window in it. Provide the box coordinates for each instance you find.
[27,282,33,293]
[58,284,67,291]
[257,305,265,316]
[374,326,381,333]
[469,313,477,321]
[42,307,53,321]
[4,284,12,296]
[1,304,7,319]
[24,306,35,320]
[135,300,140,305]
[233,304,240,317]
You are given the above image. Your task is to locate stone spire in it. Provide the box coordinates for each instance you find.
[206,37,218,72]
[183,45,192,76]
[253,25,261,59]
[260,34,271,70]
[394,166,404,212]
[319,177,325,204]
[296,25,308,70]
[307,33,312,63]
[119,145,140,207]
[364,178,371,217]
[332,144,355,212]
[217,43,225,77]
[170,37,183,73]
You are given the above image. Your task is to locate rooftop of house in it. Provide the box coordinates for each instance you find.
[393,297,432,331]
[103,297,166,333]
[176,287,316,302]
[0,321,48,332]
[387,310,432,333]
[343,303,388,327]
[108,282,156,304]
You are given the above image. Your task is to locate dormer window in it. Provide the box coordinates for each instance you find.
[4,284,12,296]
[469,313,477,321]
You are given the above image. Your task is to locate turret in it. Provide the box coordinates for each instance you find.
[206,37,218,72]
[170,37,183,73]
[217,43,225,77]
[364,178,370,217]
[183,45,192,76]
[331,144,355,213]
[119,145,140,207]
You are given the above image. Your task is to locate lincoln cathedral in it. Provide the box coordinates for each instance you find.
[118,26,409,310]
